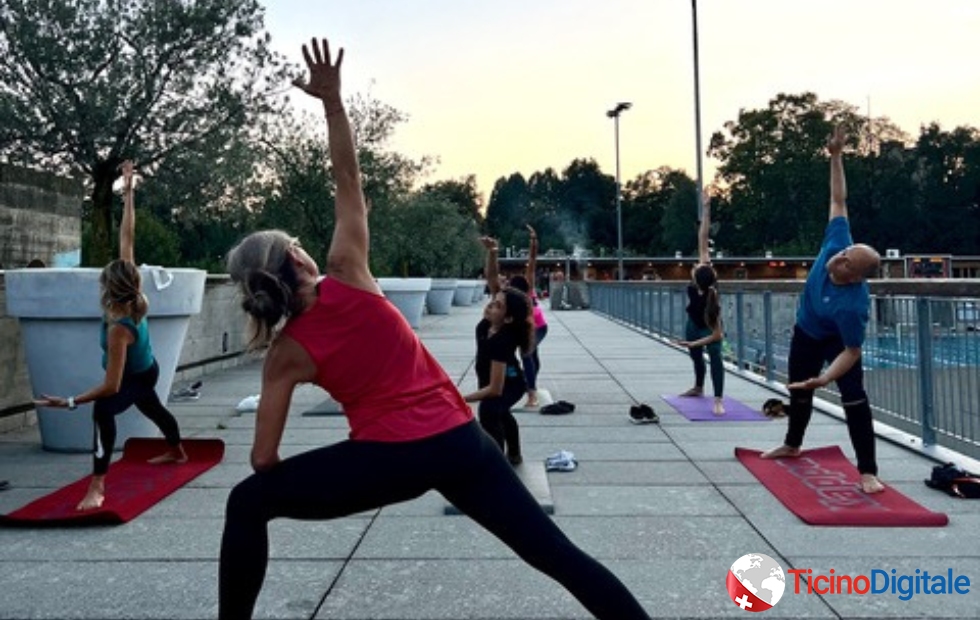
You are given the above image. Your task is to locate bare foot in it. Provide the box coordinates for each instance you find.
[523,392,539,409]
[680,386,703,397]
[760,445,802,459]
[77,478,105,511]
[860,474,885,494]
[713,398,725,416]
[148,444,188,465]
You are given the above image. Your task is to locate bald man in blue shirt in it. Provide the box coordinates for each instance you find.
[761,126,885,494]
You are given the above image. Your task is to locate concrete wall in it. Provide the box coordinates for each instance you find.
[0,273,250,433]
[0,164,84,268]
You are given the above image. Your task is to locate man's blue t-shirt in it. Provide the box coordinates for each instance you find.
[796,216,870,348]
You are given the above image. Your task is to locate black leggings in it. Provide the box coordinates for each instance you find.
[685,319,724,398]
[91,360,182,475]
[521,324,549,391]
[477,377,525,457]
[218,420,649,619]
[784,325,877,475]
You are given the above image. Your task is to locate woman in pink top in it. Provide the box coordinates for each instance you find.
[217,38,650,620]
[508,225,549,407]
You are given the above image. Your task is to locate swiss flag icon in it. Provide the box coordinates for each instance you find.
[726,553,785,612]
[726,571,773,612]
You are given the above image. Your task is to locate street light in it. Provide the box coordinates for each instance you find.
[691,0,705,221]
[607,101,631,281]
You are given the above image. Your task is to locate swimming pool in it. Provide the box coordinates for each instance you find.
[863,334,980,369]
[737,333,980,371]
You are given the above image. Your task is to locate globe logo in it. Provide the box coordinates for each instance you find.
[726,553,786,612]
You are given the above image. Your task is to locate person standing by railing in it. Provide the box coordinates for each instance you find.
[675,188,726,416]
[761,126,885,494]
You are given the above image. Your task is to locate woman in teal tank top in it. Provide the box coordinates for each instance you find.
[34,161,186,511]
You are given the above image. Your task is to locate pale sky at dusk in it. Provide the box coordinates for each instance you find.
[263,0,980,200]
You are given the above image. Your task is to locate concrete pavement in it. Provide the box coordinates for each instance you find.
[1,303,978,619]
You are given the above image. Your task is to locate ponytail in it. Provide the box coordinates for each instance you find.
[100,259,148,323]
[693,264,720,329]
[226,230,302,349]
[502,288,534,356]
[704,287,721,330]
[240,269,298,347]
[130,292,149,324]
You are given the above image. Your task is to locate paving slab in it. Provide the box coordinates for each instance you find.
[444,459,554,515]
[2,303,978,619]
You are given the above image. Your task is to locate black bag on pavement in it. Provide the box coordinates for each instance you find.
[924,463,980,498]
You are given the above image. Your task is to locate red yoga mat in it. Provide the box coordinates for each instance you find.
[0,438,224,527]
[735,446,948,527]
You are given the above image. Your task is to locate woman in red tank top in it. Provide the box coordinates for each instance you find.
[217,37,650,620]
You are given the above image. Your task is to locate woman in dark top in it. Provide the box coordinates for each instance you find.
[464,236,533,465]
[678,188,725,415]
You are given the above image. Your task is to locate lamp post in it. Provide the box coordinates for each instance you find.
[691,0,705,221]
[606,101,631,281]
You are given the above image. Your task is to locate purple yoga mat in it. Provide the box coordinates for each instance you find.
[660,395,771,421]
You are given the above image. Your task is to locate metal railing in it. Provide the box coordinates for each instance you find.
[587,279,980,460]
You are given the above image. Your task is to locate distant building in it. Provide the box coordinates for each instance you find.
[498,252,980,281]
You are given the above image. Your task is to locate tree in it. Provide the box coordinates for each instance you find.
[484,173,530,248]
[252,89,431,270]
[524,168,563,252]
[708,93,873,255]
[622,167,690,256]
[558,158,615,255]
[906,124,980,253]
[370,194,483,278]
[0,0,292,265]
[138,128,263,270]
[346,91,431,208]
[81,204,181,267]
[658,171,698,255]
[418,176,483,224]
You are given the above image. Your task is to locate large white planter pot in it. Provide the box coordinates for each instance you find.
[5,267,206,452]
[425,278,457,315]
[377,277,432,329]
[453,281,475,306]
[471,278,487,303]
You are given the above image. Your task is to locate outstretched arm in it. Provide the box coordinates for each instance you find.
[119,161,135,263]
[480,236,501,295]
[525,225,538,293]
[788,346,861,391]
[698,187,711,264]
[677,319,723,349]
[293,37,374,291]
[828,125,847,221]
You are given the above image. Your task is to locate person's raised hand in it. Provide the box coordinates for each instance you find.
[292,37,344,103]
[479,236,498,251]
[525,224,537,240]
[827,125,846,156]
[120,160,135,190]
